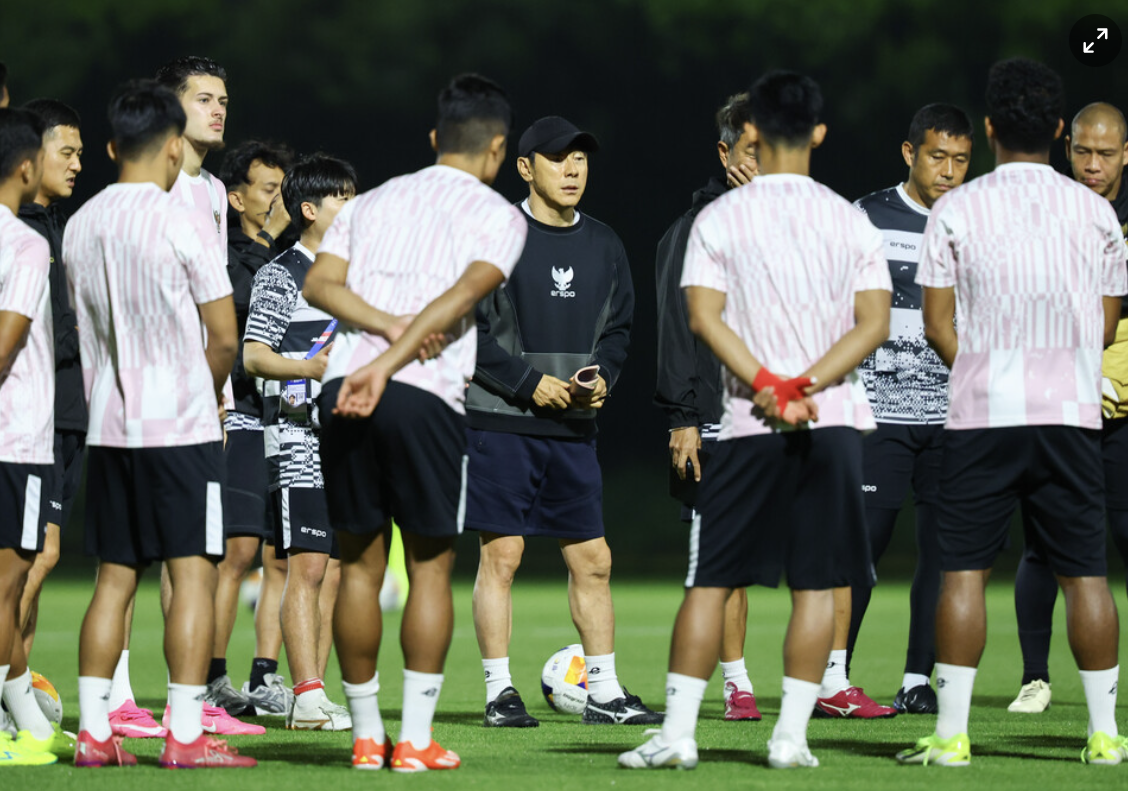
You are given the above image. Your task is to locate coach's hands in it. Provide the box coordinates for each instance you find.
[571,374,608,410]
[335,362,389,418]
[385,314,448,361]
[533,375,572,409]
[669,425,701,482]
[752,386,819,426]
[306,341,333,382]
[262,195,291,244]
[727,162,757,189]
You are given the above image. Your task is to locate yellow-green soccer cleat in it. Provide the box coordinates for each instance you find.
[1082,732,1128,765]
[0,731,57,766]
[896,733,970,766]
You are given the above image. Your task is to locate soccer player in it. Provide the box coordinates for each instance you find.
[654,91,762,722]
[0,106,59,767]
[303,73,527,771]
[621,70,891,770]
[466,115,656,729]
[244,153,357,730]
[1007,101,1128,715]
[203,139,296,718]
[65,80,253,768]
[16,100,86,668]
[837,104,974,717]
[896,58,1127,767]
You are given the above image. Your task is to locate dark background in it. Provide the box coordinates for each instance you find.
[3,0,1126,577]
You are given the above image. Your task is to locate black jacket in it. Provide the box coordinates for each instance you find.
[653,177,726,429]
[466,209,633,438]
[228,228,279,418]
[1112,180,1128,317]
[19,201,86,432]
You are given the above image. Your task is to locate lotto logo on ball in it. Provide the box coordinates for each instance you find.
[541,644,589,715]
[31,670,63,724]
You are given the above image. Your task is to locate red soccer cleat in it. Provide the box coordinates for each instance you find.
[74,730,138,767]
[723,681,763,721]
[813,686,897,719]
[352,736,394,770]
[158,734,257,768]
[390,739,460,772]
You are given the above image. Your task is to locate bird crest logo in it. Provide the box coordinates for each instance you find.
[551,266,576,298]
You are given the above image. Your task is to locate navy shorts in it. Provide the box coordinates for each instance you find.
[464,429,603,540]
[224,428,270,539]
[318,379,467,539]
[689,427,872,590]
[1103,417,1128,512]
[0,461,53,552]
[861,423,944,510]
[272,486,339,559]
[84,442,226,566]
[937,426,1106,576]
[49,429,85,530]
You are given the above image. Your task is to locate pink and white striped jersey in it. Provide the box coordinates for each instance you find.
[682,173,892,440]
[917,163,1127,430]
[320,164,526,412]
[63,182,233,448]
[0,206,54,464]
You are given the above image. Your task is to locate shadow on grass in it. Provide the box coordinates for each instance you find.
[548,744,760,766]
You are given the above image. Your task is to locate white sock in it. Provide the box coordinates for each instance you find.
[660,672,707,744]
[0,665,10,734]
[483,657,512,703]
[720,658,753,694]
[818,649,849,697]
[342,673,384,742]
[108,649,134,710]
[2,669,54,739]
[934,663,976,739]
[78,676,113,741]
[772,676,820,746]
[585,653,625,703]
[400,669,443,750]
[902,672,930,691]
[1079,665,1119,738]
[167,682,205,744]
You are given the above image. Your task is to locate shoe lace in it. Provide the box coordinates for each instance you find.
[1018,684,1043,702]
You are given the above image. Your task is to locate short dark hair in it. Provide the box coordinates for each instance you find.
[907,103,974,149]
[985,57,1064,154]
[435,73,512,155]
[219,140,294,190]
[21,98,81,133]
[282,153,358,232]
[716,92,752,149]
[0,107,45,181]
[747,70,823,148]
[108,80,186,161]
[155,55,227,96]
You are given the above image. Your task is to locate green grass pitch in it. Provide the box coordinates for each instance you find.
[12,572,1128,789]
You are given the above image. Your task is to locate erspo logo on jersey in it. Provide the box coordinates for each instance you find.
[551,266,576,298]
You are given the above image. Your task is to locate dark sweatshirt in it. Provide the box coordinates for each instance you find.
[466,207,634,438]
[227,228,279,420]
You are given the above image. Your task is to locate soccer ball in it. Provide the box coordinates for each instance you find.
[541,644,588,715]
[240,566,264,611]
[31,671,62,724]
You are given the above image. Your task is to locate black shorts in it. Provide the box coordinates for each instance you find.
[861,422,944,510]
[49,429,86,530]
[272,486,339,559]
[464,429,603,540]
[937,426,1106,576]
[689,427,872,590]
[1103,417,1128,512]
[0,461,53,552]
[224,428,270,539]
[84,443,226,566]
[318,379,467,539]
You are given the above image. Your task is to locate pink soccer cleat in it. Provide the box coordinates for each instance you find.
[109,700,167,738]
[158,734,257,768]
[723,681,762,721]
[813,686,897,719]
[162,704,267,736]
[75,730,138,767]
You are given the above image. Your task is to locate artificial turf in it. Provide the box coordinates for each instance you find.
[13,571,1128,790]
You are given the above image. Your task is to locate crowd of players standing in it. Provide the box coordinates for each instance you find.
[0,51,1124,771]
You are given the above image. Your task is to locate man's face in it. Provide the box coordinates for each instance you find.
[235,160,285,232]
[524,148,589,210]
[38,125,82,203]
[1068,120,1128,200]
[311,191,354,236]
[180,74,227,151]
[718,122,759,176]
[905,129,972,208]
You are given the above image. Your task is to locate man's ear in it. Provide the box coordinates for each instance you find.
[902,141,915,169]
[106,140,119,164]
[227,189,245,214]
[302,200,318,224]
[717,141,730,169]
[516,155,534,183]
[1052,117,1064,141]
[429,128,438,153]
[811,123,828,149]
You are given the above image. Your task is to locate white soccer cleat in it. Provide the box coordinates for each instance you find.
[287,689,353,731]
[618,733,698,769]
[1007,680,1051,713]
[767,736,820,769]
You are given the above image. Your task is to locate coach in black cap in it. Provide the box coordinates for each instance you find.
[462,115,655,729]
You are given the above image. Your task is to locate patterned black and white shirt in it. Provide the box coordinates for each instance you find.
[244,242,338,490]
[855,184,949,424]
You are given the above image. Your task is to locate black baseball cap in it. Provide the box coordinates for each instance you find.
[517,116,600,159]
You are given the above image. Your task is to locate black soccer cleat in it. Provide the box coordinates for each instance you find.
[582,688,664,725]
[893,684,939,715]
[484,687,539,728]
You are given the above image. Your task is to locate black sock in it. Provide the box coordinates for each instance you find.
[249,658,279,691]
[207,658,227,684]
[1014,549,1057,687]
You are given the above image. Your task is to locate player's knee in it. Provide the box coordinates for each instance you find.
[481,541,524,581]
